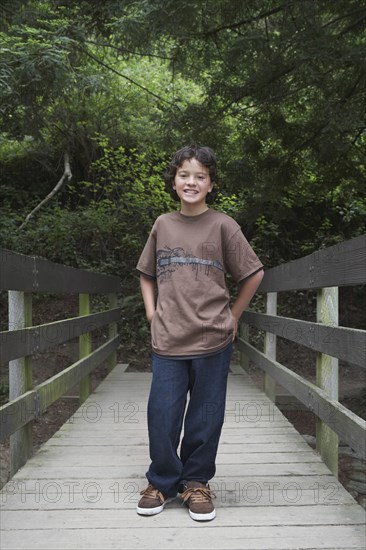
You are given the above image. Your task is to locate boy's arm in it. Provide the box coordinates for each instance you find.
[140,274,156,323]
[230,269,264,340]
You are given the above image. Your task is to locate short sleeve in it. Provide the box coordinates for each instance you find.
[223,228,263,284]
[136,223,157,279]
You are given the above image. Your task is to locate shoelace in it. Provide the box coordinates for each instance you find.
[181,486,216,504]
[140,484,164,502]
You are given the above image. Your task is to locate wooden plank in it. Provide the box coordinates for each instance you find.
[0,391,36,441]
[45,438,307,449]
[0,477,356,509]
[79,293,91,403]
[1,505,365,528]
[258,234,366,292]
[239,321,250,370]
[0,248,121,293]
[238,338,366,458]
[34,436,315,452]
[8,291,33,475]
[107,294,118,373]
[50,427,299,440]
[4,461,332,480]
[242,311,366,368]
[316,287,339,475]
[264,292,277,400]
[16,447,319,467]
[0,308,121,365]
[1,525,365,550]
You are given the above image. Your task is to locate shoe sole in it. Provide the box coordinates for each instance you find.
[136,496,176,516]
[189,509,216,521]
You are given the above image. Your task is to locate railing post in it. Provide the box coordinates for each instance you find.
[316,286,339,476]
[108,293,118,373]
[8,291,33,475]
[264,292,277,401]
[79,293,91,403]
[239,319,249,371]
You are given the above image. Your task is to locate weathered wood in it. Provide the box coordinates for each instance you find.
[2,505,365,529]
[107,294,118,373]
[1,525,366,550]
[237,338,366,458]
[0,337,119,441]
[0,308,121,365]
[0,391,36,443]
[316,287,339,476]
[79,293,91,404]
[258,234,366,292]
[1,366,365,550]
[11,461,331,479]
[8,291,33,475]
[264,292,277,401]
[242,310,366,368]
[0,248,121,293]
[1,476,356,508]
[239,321,249,371]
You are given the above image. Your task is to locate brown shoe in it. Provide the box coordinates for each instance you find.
[181,481,216,521]
[136,484,175,516]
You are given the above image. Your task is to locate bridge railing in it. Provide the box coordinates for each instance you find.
[0,248,121,475]
[238,235,366,475]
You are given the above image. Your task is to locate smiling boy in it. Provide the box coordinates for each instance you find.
[136,145,264,521]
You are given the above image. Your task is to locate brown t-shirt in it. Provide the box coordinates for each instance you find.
[136,208,263,357]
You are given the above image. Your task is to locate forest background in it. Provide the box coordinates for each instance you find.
[0,1,365,395]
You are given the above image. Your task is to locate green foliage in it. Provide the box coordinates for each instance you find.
[0,140,175,280]
[0,0,365,360]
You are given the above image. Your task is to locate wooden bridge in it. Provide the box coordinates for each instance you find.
[1,237,365,549]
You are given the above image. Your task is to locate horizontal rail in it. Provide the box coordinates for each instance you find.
[237,337,366,458]
[242,311,366,369]
[258,235,366,292]
[0,308,121,365]
[0,248,121,293]
[0,335,119,441]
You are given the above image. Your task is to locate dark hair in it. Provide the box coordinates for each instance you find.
[164,145,219,204]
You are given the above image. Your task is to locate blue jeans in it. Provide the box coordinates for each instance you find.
[146,343,233,497]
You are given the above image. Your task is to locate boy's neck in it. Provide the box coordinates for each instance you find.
[179,203,209,216]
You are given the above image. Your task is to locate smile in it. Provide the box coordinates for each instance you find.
[184,189,199,194]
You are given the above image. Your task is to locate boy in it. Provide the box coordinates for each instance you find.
[136,145,264,521]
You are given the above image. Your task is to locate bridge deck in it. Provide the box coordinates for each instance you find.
[1,363,365,549]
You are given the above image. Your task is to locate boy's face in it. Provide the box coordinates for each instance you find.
[173,158,213,210]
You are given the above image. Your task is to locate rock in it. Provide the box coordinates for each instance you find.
[348,471,366,483]
[343,460,366,472]
[339,446,357,457]
[351,461,366,472]
[346,479,366,495]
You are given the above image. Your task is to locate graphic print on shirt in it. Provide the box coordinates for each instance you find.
[156,247,223,282]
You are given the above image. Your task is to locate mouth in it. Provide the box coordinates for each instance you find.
[184,189,199,195]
